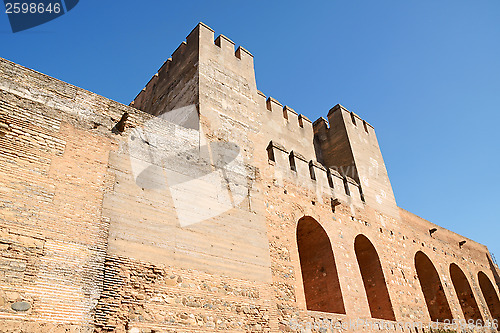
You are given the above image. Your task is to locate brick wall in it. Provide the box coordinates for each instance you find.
[0,57,146,332]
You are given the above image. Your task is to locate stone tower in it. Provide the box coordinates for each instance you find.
[314,105,398,218]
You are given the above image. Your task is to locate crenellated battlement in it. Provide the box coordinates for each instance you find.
[266,140,365,207]
[298,114,311,128]
[314,103,399,217]
[256,90,316,159]
[130,24,202,115]
[129,23,395,216]
[131,22,254,117]
[260,92,312,129]
[317,103,375,136]
[214,34,234,52]
[209,27,254,65]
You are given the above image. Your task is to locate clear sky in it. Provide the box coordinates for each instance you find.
[2,1,499,259]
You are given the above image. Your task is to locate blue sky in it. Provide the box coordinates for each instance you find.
[2,1,499,259]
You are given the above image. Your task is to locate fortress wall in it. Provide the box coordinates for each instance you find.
[0,57,277,332]
[94,255,275,332]
[128,23,500,332]
[1,22,500,332]
[260,156,499,330]
[399,208,500,322]
[0,57,144,331]
[102,113,272,283]
[260,160,409,329]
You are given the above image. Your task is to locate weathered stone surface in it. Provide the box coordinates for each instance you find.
[0,290,5,307]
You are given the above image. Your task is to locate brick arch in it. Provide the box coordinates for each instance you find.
[478,271,500,327]
[450,263,483,323]
[296,216,345,314]
[414,251,453,322]
[354,234,395,320]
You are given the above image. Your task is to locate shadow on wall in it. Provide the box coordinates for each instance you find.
[296,216,345,314]
[414,251,453,322]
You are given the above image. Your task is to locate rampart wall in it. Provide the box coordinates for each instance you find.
[0,22,499,333]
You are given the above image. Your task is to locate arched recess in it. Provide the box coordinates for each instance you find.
[450,263,483,323]
[414,251,453,322]
[478,271,500,326]
[354,234,396,320]
[297,216,345,314]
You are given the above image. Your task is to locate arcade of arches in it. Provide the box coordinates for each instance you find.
[296,216,500,325]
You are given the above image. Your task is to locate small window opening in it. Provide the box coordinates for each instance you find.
[327,170,334,188]
[343,178,350,196]
[289,152,296,171]
[309,162,316,180]
[267,143,275,162]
